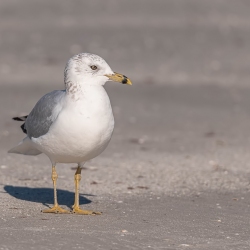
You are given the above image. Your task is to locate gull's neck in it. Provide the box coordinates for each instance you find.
[64,77,106,103]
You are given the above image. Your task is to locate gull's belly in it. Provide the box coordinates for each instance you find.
[33,105,115,163]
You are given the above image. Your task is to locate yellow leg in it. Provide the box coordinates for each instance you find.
[72,165,101,215]
[43,165,70,214]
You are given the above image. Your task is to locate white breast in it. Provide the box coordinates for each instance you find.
[32,86,115,164]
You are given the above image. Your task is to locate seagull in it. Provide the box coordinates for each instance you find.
[9,53,132,214]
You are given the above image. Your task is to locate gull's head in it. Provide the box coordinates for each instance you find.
[64,53,132,87]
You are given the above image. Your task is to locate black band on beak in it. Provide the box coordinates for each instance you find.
[105,72,132,85]
[122,75,128,84]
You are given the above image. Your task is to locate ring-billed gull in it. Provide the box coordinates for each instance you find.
[9,53,132,214]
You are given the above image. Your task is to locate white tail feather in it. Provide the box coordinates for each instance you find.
[8,137,42,156]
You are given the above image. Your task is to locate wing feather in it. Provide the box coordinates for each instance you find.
[25,90,66,138]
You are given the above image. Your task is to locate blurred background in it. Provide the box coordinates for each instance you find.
[1,0,250,87]
[1,0,250,195]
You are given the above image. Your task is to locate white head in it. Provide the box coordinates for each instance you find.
[64,53,132,88]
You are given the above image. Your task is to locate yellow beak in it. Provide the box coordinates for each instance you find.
[105,72,132,85]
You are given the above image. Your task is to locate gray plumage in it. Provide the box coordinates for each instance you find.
[25,90,66,139]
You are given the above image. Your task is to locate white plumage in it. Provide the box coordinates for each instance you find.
[9,53,131,214]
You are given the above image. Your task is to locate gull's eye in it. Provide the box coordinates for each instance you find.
[90,65,98,70]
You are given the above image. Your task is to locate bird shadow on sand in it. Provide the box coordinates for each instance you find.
[4,185,93,209]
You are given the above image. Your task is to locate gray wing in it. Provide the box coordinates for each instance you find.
[25,90,66,138]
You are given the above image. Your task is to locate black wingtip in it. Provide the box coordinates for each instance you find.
[13,117,23,121]
[21,123,27,134]
[12,116,28,134]
[12,115,28,121]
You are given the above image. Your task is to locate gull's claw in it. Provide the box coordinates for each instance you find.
[72,206,102,215]
[42,205,70,214]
